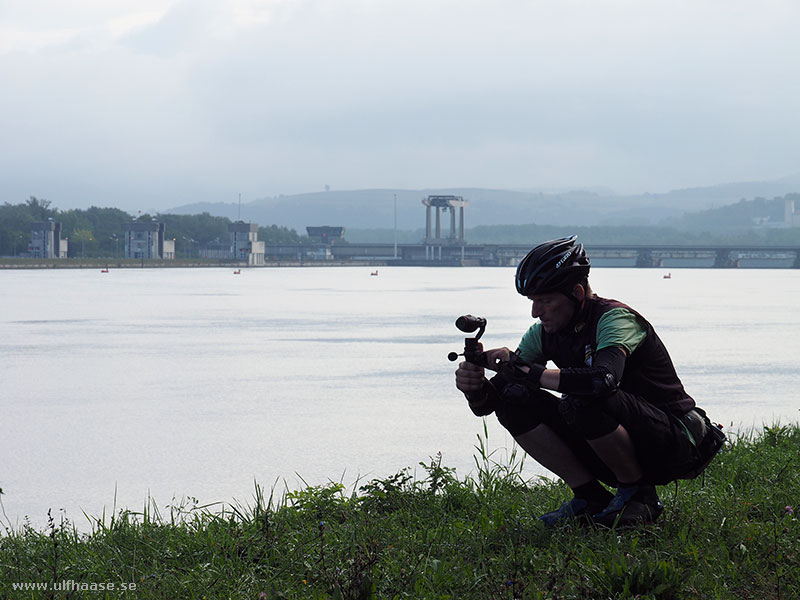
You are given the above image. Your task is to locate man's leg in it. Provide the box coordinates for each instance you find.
[514,424,615,525]
[514,424,595,488]
[495,392,615,525]
[586,424,642,485]
[513,424,613,524]
[561,392,668,526]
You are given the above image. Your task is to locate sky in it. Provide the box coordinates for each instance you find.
[1,0,799,213]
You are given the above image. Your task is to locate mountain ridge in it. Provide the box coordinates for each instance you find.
[164,176,800,232]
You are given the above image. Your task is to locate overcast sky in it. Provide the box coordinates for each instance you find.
[2,0,799,212]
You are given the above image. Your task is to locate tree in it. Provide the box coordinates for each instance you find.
[0,204,35,255]
[70,229,95,258]
[25,196,53,220]
[156,212,231,257]
[258,224,304,244]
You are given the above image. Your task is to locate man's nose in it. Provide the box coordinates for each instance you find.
[531,302,541,318]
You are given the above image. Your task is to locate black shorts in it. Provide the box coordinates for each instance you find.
[495,388,696,486]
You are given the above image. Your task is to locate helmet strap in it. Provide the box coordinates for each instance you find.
[563,283,588,332]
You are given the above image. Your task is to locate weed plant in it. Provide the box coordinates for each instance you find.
[1,424,798,599]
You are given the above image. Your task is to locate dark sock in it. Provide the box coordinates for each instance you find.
[633,484,659,503]
[616,482,660,505]
[572,480,613,504]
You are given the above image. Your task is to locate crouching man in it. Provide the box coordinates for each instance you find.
[455,236,724,527]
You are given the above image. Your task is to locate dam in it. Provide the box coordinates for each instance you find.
[263,242,800,269]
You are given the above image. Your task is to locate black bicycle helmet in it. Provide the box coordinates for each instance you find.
[515,235,590,296]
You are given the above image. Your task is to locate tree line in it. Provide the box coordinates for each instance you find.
[0,197,306,258]
[4,194,800,258]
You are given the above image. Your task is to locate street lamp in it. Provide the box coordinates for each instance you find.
[16,233,24,257]
[393,193,398,259]
[181,235,197,259]
[81,237,92,259]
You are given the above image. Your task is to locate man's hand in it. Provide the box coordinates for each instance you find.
[455,359,486,394]
[481,347,513,372]
[455,345,515,395]
[455,339,486,394]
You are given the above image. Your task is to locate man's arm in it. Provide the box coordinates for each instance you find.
[549,346,627,395]
[506,346,628,396]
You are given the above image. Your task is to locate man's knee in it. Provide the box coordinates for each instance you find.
[495,389,561,436]
[496,401,543,436]
[558,394,618,440]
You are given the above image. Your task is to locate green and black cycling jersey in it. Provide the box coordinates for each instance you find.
[518,296,695,414]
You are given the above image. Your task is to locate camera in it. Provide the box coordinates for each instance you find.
[448,314,488,366]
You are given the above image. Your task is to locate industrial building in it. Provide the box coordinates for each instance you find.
[29,220,68,258]
[422,195,468,261]
[784,196,800,227]
[197,221,265,264]
[124,220,175,259]
[229,221,265,265]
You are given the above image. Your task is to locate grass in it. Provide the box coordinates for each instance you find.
[1,423,798,599]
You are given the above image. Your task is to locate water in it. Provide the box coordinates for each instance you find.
[1,266,798,530]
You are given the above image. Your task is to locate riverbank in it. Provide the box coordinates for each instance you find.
[1,425,797,599]
[0,258,382,269]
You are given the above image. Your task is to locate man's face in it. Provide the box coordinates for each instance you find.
[528,291,576,333]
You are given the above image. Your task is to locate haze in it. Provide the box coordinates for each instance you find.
[2,0,799,214]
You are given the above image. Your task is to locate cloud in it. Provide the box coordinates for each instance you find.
[1,0,799,210]
[119,0,225,57]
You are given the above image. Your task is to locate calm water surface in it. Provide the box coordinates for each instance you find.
[1,266,798,530]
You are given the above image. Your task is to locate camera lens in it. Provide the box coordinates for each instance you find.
[455,315,486,333]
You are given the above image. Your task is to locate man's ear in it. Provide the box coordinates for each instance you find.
[572,283,586,302]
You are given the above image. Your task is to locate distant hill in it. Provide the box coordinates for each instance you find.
[164,176,800,232]
[668,193,798,230]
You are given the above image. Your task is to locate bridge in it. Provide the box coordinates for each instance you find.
[262,242,800,268]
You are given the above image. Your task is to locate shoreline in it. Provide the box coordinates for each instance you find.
[3,259,799,270]
[0,258,387,270]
